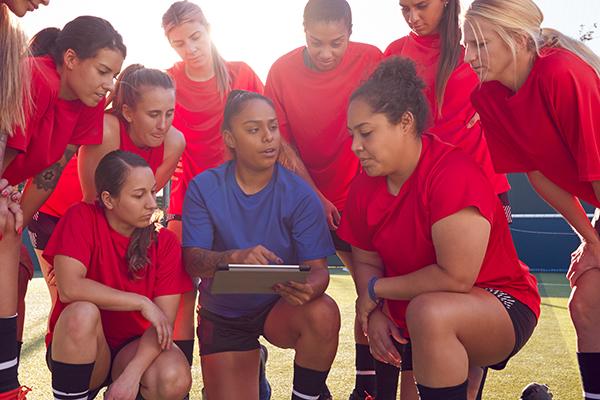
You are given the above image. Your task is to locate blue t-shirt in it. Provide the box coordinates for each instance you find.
[182,161,335,317]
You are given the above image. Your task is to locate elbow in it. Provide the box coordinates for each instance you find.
[57,284,78,304]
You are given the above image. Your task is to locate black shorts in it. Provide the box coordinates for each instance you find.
[330,229,351,252]
[385,289,536,372]
[198,301,278,356]
[28,211,60,251]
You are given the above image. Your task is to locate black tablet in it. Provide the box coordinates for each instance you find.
[210,264,311,294]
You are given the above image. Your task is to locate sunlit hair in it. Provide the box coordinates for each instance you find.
[303,0,352,34]
[465,0,600,84]
[351,57,429,135]
[433,0,460,115]
[162,1,231,98]
[95,150,161,279]
[107,63,175,126]
[221,90,299,172]
[0,4,30,136]
[31,16,126,67]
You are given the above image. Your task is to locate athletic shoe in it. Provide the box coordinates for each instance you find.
[259,344,271,400]
[348,388,375,400]
[0,386,31,400]
[520,383,553,399]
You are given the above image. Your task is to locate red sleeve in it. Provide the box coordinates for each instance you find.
[383,38,405,58]
[42,203,94,268]
[69,98,105,146]
[428,150,496,225]
[337,174,376,251]
[264,68,293,144]
[472,86,534,173]
[543,56,600,182]
[153,229,193,297]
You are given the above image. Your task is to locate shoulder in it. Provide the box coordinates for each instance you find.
[534,47,598,86]
[190,161,230,192]
[156,226,180,249]
[167,62,185,80]
[384,37,409,56]
[62,201,99,224]
[275,165,320,202]
[424,135,486,186]
[226,61,258,77]
[102,114,122,147]
[28,56,60,104]
[164,126,186,157]
[270,47,305,71]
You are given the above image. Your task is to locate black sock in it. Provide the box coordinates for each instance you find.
[355,343,377,396]
[475,367,488,400]
[174,339,194,367]
[291,363,329,400]
[0,315,19,392]
[578,352,600,399]
[417,380,468,400]
[374,358,400,400]
[51,360,94,400]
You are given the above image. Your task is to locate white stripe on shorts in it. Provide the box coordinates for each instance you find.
[356,370,376,376]
[584,392,600,400]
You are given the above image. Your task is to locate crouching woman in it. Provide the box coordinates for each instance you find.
[43,150,193,400]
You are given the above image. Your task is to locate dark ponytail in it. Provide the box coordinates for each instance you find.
[434,0,461,115]
[95,150,160,279]
[351,57,429,135]
[33,15,126,66]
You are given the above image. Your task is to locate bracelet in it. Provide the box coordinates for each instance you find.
[367,276,380,304]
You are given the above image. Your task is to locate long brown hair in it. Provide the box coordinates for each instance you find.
[95,150,160,278]
[0,4,30,136]
[434,0,461,115]
[162,1,231,98]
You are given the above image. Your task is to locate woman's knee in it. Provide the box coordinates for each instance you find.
[304,294,341,341]
[154,359,192,398]
[56,302,101,342]
[406,293,453,338]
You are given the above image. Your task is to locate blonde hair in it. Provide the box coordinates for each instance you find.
[162,1,231,98]
[0,4,31,136]
[464,0,600,80]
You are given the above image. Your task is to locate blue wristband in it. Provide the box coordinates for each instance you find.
[368,276,379,303]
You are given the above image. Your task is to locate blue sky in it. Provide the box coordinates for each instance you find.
[19,0,600,81]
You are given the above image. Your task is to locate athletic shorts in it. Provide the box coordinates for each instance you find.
[330,229,351,252]
[28,211,60,251]
[197,301,278,356]
[385,288,536,372]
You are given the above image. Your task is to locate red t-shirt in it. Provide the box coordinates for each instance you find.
[472,48,600,207]
[4,56,104,185]
[338,134,540,333]
[40,118,165,218]
[167,61,264,215]
[385,33,509,194]
[265,42,383,211]
[43,202,192,349]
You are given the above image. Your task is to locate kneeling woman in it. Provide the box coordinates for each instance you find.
[339,57,541,400]
[43,151,192,400]
[182,90,340,400]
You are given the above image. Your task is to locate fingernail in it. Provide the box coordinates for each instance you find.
[17,227,22,235]
[0,233,3,241]
[1,190,8,197]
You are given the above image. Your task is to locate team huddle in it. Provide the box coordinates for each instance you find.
[0,0,599,399]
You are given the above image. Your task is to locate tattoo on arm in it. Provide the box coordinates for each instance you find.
[33,145,78,191]
[184,248,233,277]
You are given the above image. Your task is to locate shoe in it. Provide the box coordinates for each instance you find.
[259,344,271,400]
[0,386,31,400]
[520,383,553,400]
[319,384,332,400]
[348,388,375,400]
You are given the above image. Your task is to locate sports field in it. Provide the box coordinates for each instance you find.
[19,271,579,399]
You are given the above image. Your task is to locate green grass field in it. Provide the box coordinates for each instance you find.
[19,272,580,399]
